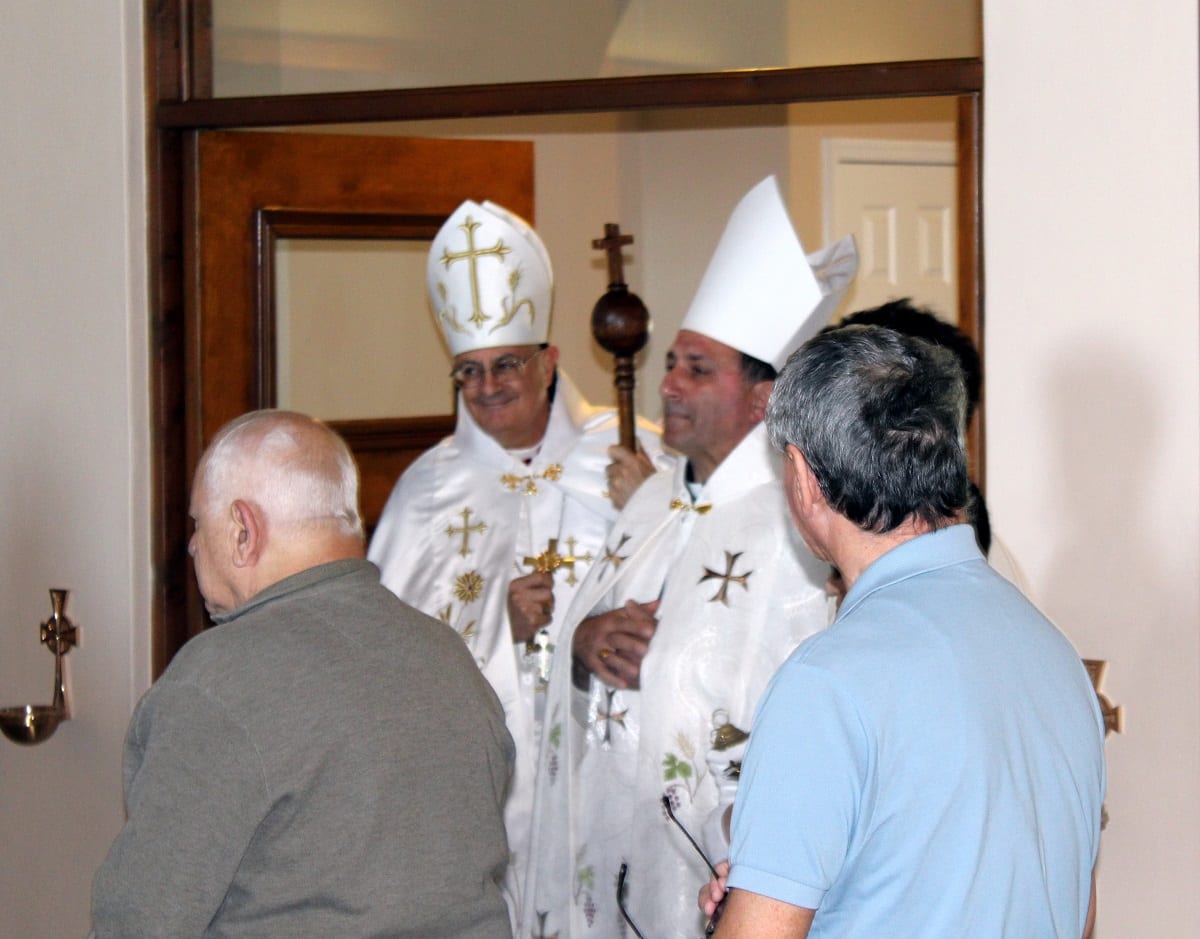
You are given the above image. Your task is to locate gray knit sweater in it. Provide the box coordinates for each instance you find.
[92,559,514,938]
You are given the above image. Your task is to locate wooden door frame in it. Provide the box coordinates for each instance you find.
[146,0,984,675]
[180,130,532,644]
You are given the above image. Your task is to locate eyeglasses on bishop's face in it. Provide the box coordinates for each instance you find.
[450,347,546,389]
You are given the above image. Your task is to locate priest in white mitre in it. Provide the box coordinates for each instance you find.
[522,177,858,939]
[368,199,662,925]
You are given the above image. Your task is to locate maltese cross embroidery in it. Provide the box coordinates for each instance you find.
[699,550,752,605]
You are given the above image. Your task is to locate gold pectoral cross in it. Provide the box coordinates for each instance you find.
[523,537,576,577]
[699,550,752,605]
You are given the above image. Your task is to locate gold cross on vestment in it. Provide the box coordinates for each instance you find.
[445,508,487,557]
[562,537,595,586]
[523,537,576,577]
[439,215,511,328]
[670,498,713,515]
[699,550,752,605]
[600,533,632,575]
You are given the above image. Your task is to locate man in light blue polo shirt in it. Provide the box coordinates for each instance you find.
[700,325,1105,938]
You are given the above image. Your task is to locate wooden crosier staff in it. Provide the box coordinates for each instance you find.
[591,223,650,452]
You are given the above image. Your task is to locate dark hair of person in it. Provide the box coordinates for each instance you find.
[964,480,992,555]
[738,352,777,385]
[766,325,969,533]
[831,299,982,422]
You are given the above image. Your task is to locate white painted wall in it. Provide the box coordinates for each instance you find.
[0,3,148,937]
[983,1,1200,934]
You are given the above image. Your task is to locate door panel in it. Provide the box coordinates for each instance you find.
[825,138,958,323]
[181,130,533,650]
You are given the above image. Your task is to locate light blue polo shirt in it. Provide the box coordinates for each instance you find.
[728,525,1105,937]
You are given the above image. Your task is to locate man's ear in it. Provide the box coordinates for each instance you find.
[229,499,264,568]
[749,380,774,423]
[785,444,824,512]
[540,344,560,387]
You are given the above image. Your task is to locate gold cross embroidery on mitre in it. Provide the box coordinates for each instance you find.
[438,215,511,329]
[670,497,713,515]
[699,550,752,605]
[445,507,487,557]
[499,463,563,496]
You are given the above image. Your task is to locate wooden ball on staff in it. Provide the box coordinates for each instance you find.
[591,223,650,452]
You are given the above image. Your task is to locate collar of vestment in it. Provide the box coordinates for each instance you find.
[672,422,780,509]
[210,558,373,625]
[453,367,597,474]
[838,524,983,621]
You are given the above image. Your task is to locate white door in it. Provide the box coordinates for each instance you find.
[824,138,958,325]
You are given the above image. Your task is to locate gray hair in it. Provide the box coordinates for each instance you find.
[766,325,969,533]
[196,410,363,538]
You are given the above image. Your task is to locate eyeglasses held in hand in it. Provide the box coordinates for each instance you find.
[615,797,727,939]
[617,862,648,939]
[450,347,544,389]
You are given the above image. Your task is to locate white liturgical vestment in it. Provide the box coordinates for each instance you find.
[368,370,660,923]
[523,423,829,938]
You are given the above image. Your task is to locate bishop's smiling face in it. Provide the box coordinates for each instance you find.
[454,344,559,450]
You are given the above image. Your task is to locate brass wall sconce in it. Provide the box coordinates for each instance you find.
[0,589,79,745]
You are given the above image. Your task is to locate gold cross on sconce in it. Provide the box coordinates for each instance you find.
[445,508,487,557]
[699,550,752,605]
[523,537,576,577]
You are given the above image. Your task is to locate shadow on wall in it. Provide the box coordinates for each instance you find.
[1039,341,1157,751]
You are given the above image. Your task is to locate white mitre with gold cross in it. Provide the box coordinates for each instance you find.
[427,199,554,357]
[681,175,858,370]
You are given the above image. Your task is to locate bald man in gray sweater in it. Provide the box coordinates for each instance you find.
[92,410,514,938]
